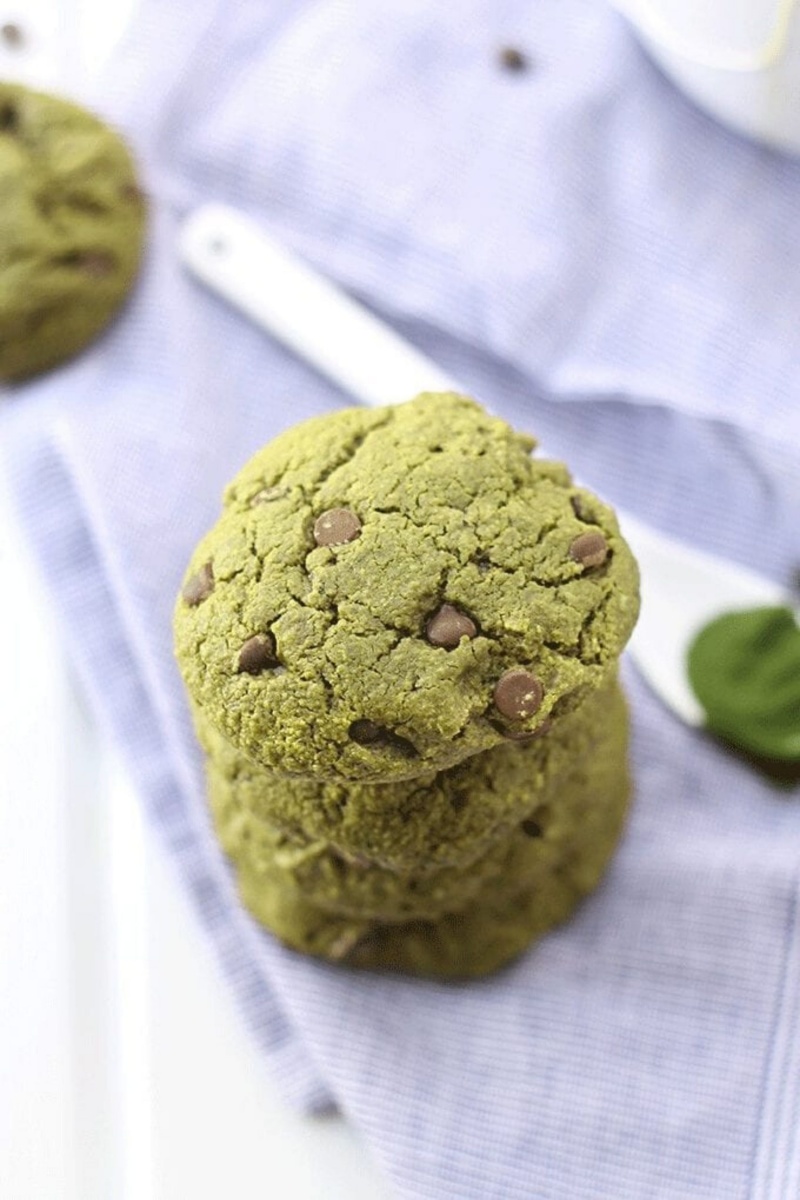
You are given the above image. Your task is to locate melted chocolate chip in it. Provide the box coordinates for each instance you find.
[237,633,279,675]
[349,719,383,745]
[570,530,608,568]
[313,508,361,547]
[0,102,18,133]
[182,562,214,605]
[494,669,544,719]
[425,604,477,648]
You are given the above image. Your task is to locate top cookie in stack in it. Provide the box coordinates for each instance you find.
[175,393,639,781]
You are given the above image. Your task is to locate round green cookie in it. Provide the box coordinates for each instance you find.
[176,394,639,782]
[0,82,145,381]
[209,681,630,922]
[202,675,625,875]
[230,723,630,978]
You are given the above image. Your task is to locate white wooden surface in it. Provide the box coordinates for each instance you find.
[0,5,389,1198]
[0,467,388,1200]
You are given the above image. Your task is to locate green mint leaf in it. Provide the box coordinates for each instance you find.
[687,606,800,763]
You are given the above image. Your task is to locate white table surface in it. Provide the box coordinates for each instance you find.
[0,443,389,1200]
[0,5,390,1197]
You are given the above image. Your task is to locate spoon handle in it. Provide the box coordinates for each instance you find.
[180,204,458,408]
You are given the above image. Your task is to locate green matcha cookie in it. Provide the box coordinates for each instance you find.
[0,83,145,381]
[175,394,639,782]
[208,681,630,923]
[200,675,625,873]
[229,725,630,978]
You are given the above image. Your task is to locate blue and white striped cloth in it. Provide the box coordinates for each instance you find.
[3,2,800,1195]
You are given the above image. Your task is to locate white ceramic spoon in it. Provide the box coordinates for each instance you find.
[179,203,795,731]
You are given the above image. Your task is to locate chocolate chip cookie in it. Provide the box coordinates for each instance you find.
[0,82,145,381]
[175,393,639,782]
[207,679,630,923]
[199,675,625,873]
[228,713,630,978]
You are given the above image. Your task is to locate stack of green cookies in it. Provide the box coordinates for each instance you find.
[175,394,640,977]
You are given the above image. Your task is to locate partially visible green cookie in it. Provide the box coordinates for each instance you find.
[229,723,630,978]
[201,675,625,873]
[208,680,630,923]
[0,82,145,381]
[176,394,640,782]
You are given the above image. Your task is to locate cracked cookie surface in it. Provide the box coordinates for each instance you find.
[175,393,639,781]
[0,82,145,381]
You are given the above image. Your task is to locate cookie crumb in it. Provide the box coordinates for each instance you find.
[498,45,530,73]
[251,485,287,506]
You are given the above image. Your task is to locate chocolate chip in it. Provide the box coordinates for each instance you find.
[570,494,593,522]
[182,562,214,605]
[494,669,544,719]
[348,720,417,758]
[78,251,115,279]
[521,818,542,837]
[569,531,608,569]
[313,508,361,547]
[0,103,18,133]
[237,633,279,674]
[120,181,144,203]
[251,485,287,505]
[1,22,24,48]
[349,719,383,745]
[498,45,530,72]
[425,604,477,648]
[450,791,469,814]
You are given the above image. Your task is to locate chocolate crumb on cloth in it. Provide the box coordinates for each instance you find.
[175,393,639,782]
[175,393,639,976]
[0,82,145,382]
